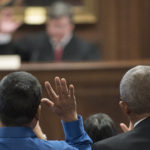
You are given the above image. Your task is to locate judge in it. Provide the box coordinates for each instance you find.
[0,1,101,62]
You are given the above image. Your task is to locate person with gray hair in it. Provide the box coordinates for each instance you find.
[48,1,73,23]
[0,1,101,62]
[93,65,150,150]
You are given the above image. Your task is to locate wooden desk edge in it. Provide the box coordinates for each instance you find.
[1,60,150,71]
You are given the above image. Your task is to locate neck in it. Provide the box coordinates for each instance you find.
[0,118,37,129]
[0,121,4,127]
[129,113,150,125]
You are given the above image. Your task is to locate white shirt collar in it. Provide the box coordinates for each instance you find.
[134,117,148,127]
[50,34,72,49]
[0,33,12,44]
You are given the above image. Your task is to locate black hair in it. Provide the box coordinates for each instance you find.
[0,71,42,126]
[84,113,117,143]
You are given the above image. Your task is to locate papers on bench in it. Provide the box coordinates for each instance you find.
[0,55,21,70]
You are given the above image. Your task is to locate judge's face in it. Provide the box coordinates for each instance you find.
[46,16,74,43]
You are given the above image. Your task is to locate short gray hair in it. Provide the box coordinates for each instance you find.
[120,65,150,114]
[48,1,73,23]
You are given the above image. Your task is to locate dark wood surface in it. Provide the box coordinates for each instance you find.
[0,60,150,140]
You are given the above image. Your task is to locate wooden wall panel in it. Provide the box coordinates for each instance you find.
[97,0,119,60]
[97,0,142,60]
[140,0,150,58]
[73,0,149,60]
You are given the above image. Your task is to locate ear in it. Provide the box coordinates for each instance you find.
[119,101,131,117]
[30,105,41,129]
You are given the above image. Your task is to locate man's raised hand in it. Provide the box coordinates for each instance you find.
[42,77,77,122]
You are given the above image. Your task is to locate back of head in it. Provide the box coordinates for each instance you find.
[120,65,150,115]
[48,1,73,23]
[0,71,42,126]
[84,113,117,143]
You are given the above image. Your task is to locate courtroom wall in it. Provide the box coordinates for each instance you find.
[76,0,150,60]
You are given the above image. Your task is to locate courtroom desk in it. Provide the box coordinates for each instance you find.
[0,60,150,140]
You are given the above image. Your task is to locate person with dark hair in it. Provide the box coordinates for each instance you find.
[84,113,117,143]
[93,65,150,150]
[0,72,41,126]
[0,71,92,150]
[0,1,101,62]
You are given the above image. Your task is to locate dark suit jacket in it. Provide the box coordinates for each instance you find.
[0,42,15,55]
[92,117,150,150]
[14,32,101,62]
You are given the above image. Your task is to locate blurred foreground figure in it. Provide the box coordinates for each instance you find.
[84,113,117,143]
[93,65,150,150]
[0,72,92,150]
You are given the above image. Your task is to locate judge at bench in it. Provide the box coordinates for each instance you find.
[0,2,101,62]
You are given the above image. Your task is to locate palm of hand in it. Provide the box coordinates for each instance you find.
[42,77,77,122]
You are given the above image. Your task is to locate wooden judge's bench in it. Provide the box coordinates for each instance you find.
[0,60,150,140]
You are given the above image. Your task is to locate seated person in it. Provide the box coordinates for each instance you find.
[93,66,150,150]
[0,72,92,149]
[0,1,101,62]
[0,7,20,54]
[84,113,117,143]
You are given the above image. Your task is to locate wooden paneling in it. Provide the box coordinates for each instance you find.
[96,0,142,60]
[76,0,150,60]
[140,0,150,58]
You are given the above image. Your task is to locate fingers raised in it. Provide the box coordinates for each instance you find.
[69,84,75,99]
[45,81,57,101]
[41,98,54,108]
[55,77,63,98]
[61,78,68,96]
[46,77,75,101]
[120,123,129,133]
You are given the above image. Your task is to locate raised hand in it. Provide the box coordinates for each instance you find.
[0,8,21,33]
[120,121,133,133]
[42,77,78,122]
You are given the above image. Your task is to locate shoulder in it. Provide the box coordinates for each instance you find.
[35,139,76,150]
[71,35,93,46]
[29,138,61,149]
[67,35,101,60]
[70,35,99,52]
[17,32,48,44]
[92,129,138,150]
